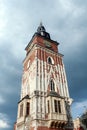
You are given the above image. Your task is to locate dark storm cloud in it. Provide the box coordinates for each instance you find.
[0,0,87,129]
[65,44,87,100]
[0,43,22,129]
[63,32,87,117]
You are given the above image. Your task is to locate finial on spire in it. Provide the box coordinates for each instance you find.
[40,21,43,27]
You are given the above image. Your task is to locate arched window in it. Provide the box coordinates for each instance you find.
[50,80,55,91]
[48,57,52,64]
[47,56,54,64]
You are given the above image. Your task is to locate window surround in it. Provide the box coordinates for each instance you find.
[50,79,55,91]
[54,99,61,113]
[47,56,54,64]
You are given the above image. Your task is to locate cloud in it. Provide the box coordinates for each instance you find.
[0,1,7,37]
[0,96,5,104]
[72,100,87,118]
[0,113,10,129]
[0,120,10,128]
[73,100,87,109]
[0,0,87,129]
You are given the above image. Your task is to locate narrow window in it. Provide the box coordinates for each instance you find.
[20,104,23,117]
[50,80,55,91]
[48,57,52,64]
[54,100,61,113]
[26,102,30,116]
[54,100,58,112]
[48,100,50,113]
[58,101,61,113]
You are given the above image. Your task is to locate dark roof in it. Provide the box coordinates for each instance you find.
[36,22,50,39]
[18,95,30,103]
[47,91,63,98]
[37,22,46,32]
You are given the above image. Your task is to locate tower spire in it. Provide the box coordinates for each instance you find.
[37,22,51,39]
[37,22,46,32]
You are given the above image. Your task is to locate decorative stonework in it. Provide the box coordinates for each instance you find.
[15,24,73,130]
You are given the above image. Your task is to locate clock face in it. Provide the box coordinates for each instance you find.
[44,40,51,48]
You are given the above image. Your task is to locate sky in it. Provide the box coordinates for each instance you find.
[0,0,87,129]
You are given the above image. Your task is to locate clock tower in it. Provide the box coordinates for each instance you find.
[15,23,73,130]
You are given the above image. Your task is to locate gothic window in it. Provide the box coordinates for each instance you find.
[54,100,61,113]
[26,102,30,116]
[47,100,50,113]
[20,104,23,117]
[48,57,52,64]
[47,57,54,64]
[50,80,55,91]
